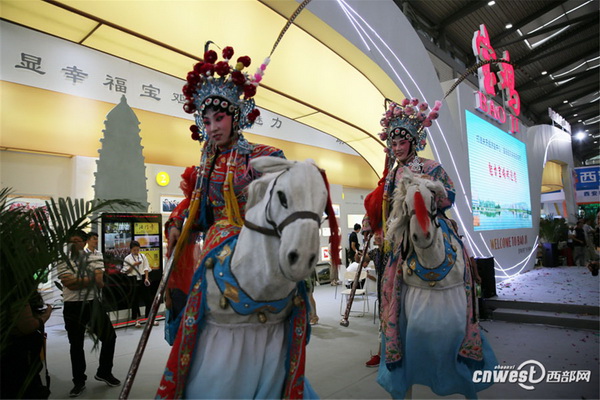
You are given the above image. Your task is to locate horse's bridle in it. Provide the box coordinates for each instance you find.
[244,169,322,238]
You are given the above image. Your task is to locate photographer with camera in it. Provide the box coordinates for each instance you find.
[0,288,52,399]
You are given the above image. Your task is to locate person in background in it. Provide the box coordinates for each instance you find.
[85,231,101,256]
[572,219,587,267]
[347,223,361,266]
[346,251,373,289]
[363,231,388,368]
[582,218,597,263]
[0,287,53,399]
[58,230,120,398]
[306,269,319,325]
[120,240,155,328]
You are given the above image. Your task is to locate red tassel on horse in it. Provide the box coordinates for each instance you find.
[319,169,341,268]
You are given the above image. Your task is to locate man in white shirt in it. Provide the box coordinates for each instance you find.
[58,231,120,398]
[120,240,155,327]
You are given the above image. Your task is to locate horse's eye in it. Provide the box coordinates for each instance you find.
[277,191,288,208]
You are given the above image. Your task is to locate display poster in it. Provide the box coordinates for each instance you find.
[466,110,532,231]
[101,213,163,272]
[160,195,184,213]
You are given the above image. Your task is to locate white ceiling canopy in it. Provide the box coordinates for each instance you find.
[1,0,410,177]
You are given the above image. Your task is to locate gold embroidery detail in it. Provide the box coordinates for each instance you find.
[216,244,232,264]
[257,312,267,323]
[293,295,302,307]
[409,259,416,269]
[424,271,440,281]
[224,282,240,303]
[219,296,229,309]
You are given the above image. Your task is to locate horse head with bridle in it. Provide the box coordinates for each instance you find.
[226,156,339,308]
[387,167,465,289]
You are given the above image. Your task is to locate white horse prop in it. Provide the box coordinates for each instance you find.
[381,167,495,399]
[387,167,466,288]
[179,157,334,399]
[206,156,329,323]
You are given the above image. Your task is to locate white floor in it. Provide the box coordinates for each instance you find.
[495,266,600,305]
[41,267,599,399]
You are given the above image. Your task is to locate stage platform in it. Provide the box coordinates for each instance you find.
[485,266,599,330]
[495,266,599,305]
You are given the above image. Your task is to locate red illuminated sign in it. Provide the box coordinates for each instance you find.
[472,24,521,134]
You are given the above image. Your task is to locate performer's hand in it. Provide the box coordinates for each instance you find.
[167,227,181,257]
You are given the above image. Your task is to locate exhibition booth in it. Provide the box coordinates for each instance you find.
[1,1,579,287]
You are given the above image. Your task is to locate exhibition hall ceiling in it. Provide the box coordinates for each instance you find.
[1,0,409,176]
[2,0,598,165]
[400,0,599,163]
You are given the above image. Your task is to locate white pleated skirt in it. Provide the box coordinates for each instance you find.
[184,319,287,399]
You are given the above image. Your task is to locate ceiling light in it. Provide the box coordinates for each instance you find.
[578,120,582,122]
[573,114,578,117]
[575,132,586,140]
[563,100,568,103]
[488,1,496,5]
[505,23,513,29]
[541,71,548,75]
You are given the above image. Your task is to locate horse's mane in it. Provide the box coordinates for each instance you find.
[386,178,410,250]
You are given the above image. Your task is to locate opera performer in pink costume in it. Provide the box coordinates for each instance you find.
[156,46,329,399]
[363,98,497,399]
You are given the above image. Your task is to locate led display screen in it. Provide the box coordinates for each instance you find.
[466,110,532,231]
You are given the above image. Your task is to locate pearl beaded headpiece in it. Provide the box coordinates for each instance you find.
[182,45,269,142]
[379,98,442,152]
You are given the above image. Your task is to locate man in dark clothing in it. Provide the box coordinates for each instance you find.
[348,223,361,266]
[573,220,587,267]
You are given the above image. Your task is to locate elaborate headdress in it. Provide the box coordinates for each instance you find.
[182,45,267,142]
[379,98,442,152]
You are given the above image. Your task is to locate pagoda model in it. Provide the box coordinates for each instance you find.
[94,95,149,212]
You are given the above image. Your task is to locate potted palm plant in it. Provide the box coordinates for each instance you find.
[0,188,139,398]
[538,216,568,267]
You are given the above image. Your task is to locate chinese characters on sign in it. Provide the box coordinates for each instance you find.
[472,24,521,134]
[13,52,168,101]
[104,75,127,93]
[488,162,518,182]
[15,53,45,75]
[270,117,282,129]
[575,166,600,203]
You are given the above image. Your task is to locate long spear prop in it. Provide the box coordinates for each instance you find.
[340,233,372,327]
